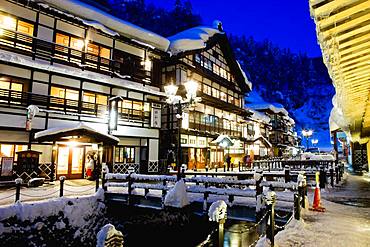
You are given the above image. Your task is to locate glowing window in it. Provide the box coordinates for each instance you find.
[56,33,69,47]
[0,14,16,30]
[17,20,34,36]
[96,95,107,105]
[83,92,95,103]
[87,43,99,55]
[0,81,10,90]
[100,47,110,59]
[11,83,22,91]
[65,89,79,100]
[70,37,84,51]
[51,87,65,98]
[133,102,142,110]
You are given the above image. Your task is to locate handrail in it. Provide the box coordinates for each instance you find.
[0,28,151,83]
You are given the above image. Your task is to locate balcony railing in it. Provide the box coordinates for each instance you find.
[0,88,150,124]
[188,122,242,138]
[0,28,151,83]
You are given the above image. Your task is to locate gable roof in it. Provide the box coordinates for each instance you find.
[167,23,252,92]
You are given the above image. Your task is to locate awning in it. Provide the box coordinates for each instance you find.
[34,122,119,145]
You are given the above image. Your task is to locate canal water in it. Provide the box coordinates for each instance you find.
[105,203,286,247]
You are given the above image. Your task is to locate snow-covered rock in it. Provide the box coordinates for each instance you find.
[96,224,123,247]
[164,179,189,208]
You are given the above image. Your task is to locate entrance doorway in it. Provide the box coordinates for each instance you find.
[56,146,84,179]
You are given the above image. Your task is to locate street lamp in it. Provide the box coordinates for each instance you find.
[311,139,318,146]
[164,80,201,180]
[302,129,313,150]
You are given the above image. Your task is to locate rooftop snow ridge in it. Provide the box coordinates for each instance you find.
[168,26,222,55]
[36,0,170,51]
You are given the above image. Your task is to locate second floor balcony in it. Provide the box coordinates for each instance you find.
[0,28,154,84]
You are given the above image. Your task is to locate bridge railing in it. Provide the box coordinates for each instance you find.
[251,159,335,171]
[103,172,298,208]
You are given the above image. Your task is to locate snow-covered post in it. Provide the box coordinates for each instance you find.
[102,164,109,191]
[254,168,264,217]
[15,178,22,202]
[284,165,290,183]
[297,171,307,209]
[96,224,124,247]
[265,191,276,247]
[59,176,65,197]
[208,200,227,247]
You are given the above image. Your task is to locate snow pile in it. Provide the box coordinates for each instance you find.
[96,224,123,247]
[164,179,189,208]
[36,0,169,51]
[208,200,227,222]
[168,26,221,55]
[250,109,271,124]
[0,189,104,228]
[0,189,106,245]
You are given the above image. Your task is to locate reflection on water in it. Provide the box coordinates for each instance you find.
[223,221,266,247]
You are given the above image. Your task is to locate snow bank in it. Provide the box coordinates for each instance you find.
[164,179,189,208]
[245,91,289,116]
[0,189,105,236]
[208,200,227,222]
[236,60,252,90]
[37,0,169,51]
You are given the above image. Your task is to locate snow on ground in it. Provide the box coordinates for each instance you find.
[0,179,96,206]
[257,173,370,247]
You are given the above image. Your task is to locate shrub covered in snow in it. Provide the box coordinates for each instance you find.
[164,179,189,208]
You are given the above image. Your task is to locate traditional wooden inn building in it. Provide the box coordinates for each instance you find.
[0,0,169,179]
[245,91,298,156]
[160,24,254,170]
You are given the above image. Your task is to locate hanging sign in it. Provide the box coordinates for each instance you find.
[151,103,161,128]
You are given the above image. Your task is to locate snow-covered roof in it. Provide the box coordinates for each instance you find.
[245,91,289,116]
[210,135,234,146]
[249,109,271,124]
[255,135,272,148]
[0,50,165,97]
[168,26,221,55]
[35,122,120,143]
[36,0,170,51]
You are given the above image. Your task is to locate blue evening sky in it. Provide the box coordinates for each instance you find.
[147,0,322,57]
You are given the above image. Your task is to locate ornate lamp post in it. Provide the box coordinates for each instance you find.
[164,80,201,180]
[302,129,313,150]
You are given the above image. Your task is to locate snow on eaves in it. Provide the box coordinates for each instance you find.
[35,0,169,51]
[0,50,165,97]
[249,109,271,124]
[168,26,221,55]
[236,61,252,91]
[34,122,120,142]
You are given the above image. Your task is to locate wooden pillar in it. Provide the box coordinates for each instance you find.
[367,141,370,173]
[332,130,339,165]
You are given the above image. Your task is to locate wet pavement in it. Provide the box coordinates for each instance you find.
[322,172,370,208]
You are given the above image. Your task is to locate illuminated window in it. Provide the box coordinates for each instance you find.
[70,37,84,51]
[17,20,34,35]
[0,80,23,91]
[83,92,95,103]
[96,95,107,105]
[0,14,16,30]
[115,146,135,163]
[220,92,227,102]
[87,43,99,55]
[56,33,69,47]
[51,86,78,100]
[212,88,219,98]
[100,47,110,59]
